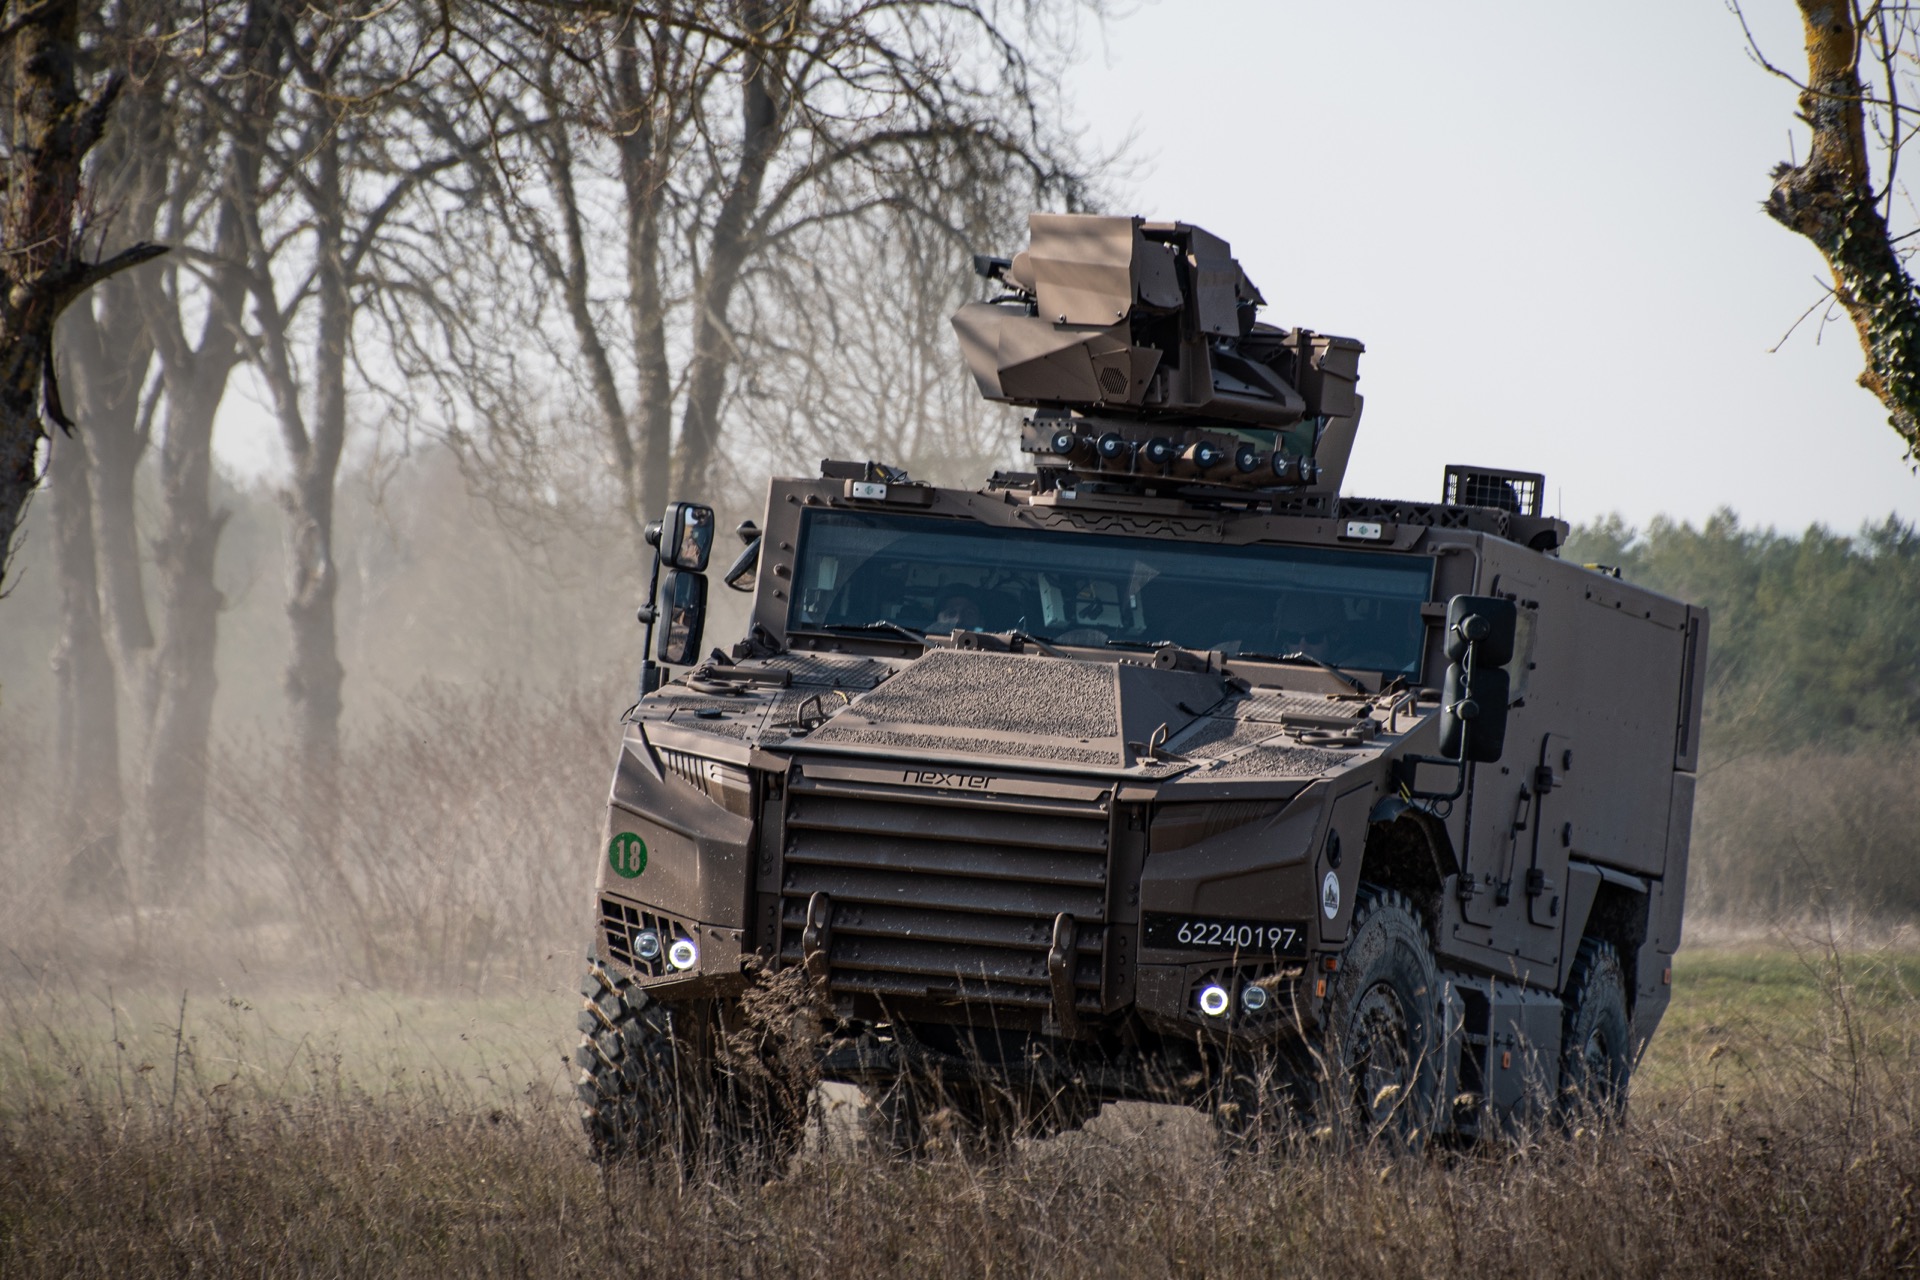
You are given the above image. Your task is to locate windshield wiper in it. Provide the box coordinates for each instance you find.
[1236,650,1369,694]
[807,621,927,646]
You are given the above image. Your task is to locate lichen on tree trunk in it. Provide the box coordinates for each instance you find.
[1767,1,1920,461]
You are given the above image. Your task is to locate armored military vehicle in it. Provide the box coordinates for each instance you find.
[575,214,1707,1157]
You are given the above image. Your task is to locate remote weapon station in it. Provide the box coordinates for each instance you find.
[577,214,1707,1155]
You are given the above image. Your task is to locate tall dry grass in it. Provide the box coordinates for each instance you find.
[1,942,1916,1277]
[1,681,611,993]
[1691,744,1920,922]
[4,685,1920,1274]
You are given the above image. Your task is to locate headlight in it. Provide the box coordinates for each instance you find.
[667,938,698,971]
[634,929,662,962]
[1241,983,1269,1013]
[1197,983,1230,1018]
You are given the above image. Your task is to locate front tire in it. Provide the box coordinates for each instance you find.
[576,963,688,1163]
[576,963,803,1169]
[1321,885,1443,1146]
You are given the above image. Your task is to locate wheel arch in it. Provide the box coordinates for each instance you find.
[1357,798,1459,937]
[1565,866,1650,1012]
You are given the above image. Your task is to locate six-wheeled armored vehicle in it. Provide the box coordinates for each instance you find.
[575,214,1707,1158]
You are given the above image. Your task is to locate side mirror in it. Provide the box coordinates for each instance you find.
[723,519,761,593]
[653,502,716,571]
[1437,595,1516,764]
[723,537,761,593]
[655,569,708,665]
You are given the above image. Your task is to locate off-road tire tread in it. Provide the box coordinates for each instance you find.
[1320,883,1443,1146]
[1559,937,1632,1123]
[575,963,684,1163]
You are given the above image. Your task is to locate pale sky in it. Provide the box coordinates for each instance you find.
[213,2,1920,536]
[1074,1,1920,533]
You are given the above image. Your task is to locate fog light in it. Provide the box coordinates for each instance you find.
[634,929,662,962]
[1198,983,1231,1018]
[667,937,698,970]
[1241,983,1269,1013]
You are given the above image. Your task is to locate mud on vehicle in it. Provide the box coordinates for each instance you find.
[574,214,1707,1161]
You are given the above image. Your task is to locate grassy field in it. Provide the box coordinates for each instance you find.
[2,940,1916,1277]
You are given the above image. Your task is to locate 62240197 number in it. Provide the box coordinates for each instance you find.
[1141,912,1308,955]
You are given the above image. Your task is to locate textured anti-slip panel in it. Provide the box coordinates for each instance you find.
[799,727,1121,765]
[1202,743,1356,778]
[1166,715,1286,759]
[827,649,1117,738]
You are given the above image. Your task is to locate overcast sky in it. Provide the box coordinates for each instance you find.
[1073,1,1920,533]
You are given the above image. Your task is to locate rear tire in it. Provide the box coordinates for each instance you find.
[1559,938,1631,1123]
[1320,885,1443,1147]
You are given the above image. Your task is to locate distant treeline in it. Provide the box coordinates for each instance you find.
[1564,512,1920,754]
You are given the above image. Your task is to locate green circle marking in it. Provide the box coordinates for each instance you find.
[608,832,648,878]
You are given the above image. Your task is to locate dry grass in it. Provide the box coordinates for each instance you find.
[1,945,1916,1278]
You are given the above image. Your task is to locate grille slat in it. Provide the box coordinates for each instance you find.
[788,794,1108,852]
[786,830,1107,887]
[781,864,1106,921]
[780,779,1112,1014]
[777,936,1102,991]
[779,900,1103,953]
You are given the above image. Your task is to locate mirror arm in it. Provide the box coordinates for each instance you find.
[635,544,665,700]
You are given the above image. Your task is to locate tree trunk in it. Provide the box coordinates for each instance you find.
[0,0,162,598]
[673,28,782,497]
[63,285,156,706]
[276,128,348,850]
[141,373,227,896]
[1768,1,1920,459]
[614,33,676,527]
[46,427,127,902]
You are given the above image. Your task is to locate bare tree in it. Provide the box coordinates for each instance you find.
[1739,1,1920,461]
[395,0,1091,546]
[93,0,289,892]
[229,0,455,835]
[0,0,164,599]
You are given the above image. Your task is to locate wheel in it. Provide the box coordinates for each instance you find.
[575,963,803,1169]
[1559,938,1632,1122]
[575,963,689,1163]
[1320,885,1443,1146]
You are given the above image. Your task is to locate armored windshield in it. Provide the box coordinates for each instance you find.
[787,509,1433,676]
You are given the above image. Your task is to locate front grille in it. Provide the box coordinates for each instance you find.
[600,895,693,978]
[777,780,1112,1013]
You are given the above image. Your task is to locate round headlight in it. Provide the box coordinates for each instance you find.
[634,929,662,962]
[1241,983,1269,1013]
[1198,983,1231,1018]
[667,937,698,971]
